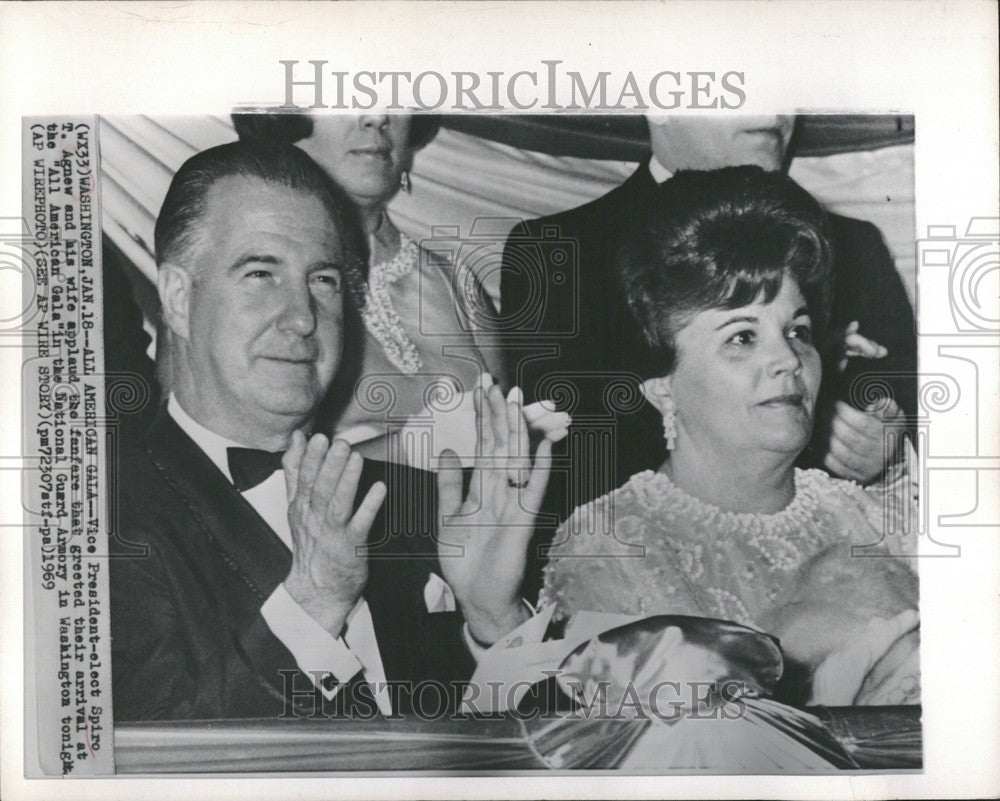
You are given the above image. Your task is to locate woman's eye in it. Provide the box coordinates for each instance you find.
[244,269,272,280]
[788,324,813,344]
[726,330,755,346]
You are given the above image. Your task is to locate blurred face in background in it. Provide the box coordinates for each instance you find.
[297,114,414,213]
[646,115,795,173]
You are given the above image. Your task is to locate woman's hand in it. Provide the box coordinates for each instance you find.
[808,608,919,706]
[436,381,552,645]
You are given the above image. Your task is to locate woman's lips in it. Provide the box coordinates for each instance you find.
[349,146,390,161]
[759,393,805,407]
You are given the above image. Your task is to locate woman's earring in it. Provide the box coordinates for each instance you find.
[662,396,677,451]
[400,170,411,194]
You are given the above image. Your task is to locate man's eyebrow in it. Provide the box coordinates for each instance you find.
[792,306,810,318]
[310,260,343,272]
[229,254,280,273]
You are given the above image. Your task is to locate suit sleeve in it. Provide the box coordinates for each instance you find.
[500,217,575,402]
[110,534,316,721]
[499,220,533,394]
[830,218,918,420]
[260,586,367,697]
[361,461,478,709]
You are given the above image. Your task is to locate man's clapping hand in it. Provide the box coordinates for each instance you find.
[282,432,387,637]
[825,321,904,484]
[437,381,551,646]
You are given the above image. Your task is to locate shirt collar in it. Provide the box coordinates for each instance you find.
[648,155,673,184]
[167,394,242,481]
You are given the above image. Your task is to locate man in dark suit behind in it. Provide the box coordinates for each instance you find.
[111,141,542,722]
[500,116,916,591]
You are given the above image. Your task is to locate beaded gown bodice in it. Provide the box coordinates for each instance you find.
[541,466,916,630]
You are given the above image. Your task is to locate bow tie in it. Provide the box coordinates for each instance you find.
[227,447,286,492]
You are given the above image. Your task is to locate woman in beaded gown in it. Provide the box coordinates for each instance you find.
[233,112,523,469]
[537,166,920,707]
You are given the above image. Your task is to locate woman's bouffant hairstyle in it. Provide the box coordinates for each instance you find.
[619,165,833,377]
[230,110,441,152]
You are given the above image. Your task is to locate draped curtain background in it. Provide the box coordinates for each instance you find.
[99,114,915,348]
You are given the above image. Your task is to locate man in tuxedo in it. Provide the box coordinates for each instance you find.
[111,141,540,721]
[501,114,915,504]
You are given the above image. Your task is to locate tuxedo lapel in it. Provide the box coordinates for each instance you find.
[143,407,291,603]
[354,459,475,708]
[358,458,437,688]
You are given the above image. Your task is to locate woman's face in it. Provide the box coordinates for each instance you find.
[298,114,413,210]
[667,275,822,460]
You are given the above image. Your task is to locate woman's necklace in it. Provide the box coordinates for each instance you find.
[363,231,423,374]
[628,468,827,569]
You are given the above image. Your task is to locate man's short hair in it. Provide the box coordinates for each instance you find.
[619,166,832,377]
[154,139,368,287]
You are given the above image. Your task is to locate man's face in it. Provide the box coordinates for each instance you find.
[647,115,795,172]
[179,176,345,439]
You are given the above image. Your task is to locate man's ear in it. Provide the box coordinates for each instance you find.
[641,375,673,417]
[157,262,192,341]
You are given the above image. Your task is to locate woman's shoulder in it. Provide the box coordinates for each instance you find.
[551,470,672,553]
[801,455,919,557]
[540,471,657,617]
[798,466,891,529]
[542,470,698,610]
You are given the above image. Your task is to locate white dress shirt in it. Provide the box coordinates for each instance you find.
[167,396,401,713]
[648,155,673,184]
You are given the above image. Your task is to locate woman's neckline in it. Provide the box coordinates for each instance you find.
[627,466,824,525]
[369,210,402,264]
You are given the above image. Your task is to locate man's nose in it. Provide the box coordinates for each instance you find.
[276,281,317,337]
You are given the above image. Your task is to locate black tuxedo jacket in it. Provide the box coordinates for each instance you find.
[110,407,474,722]
[499,164,917,595]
